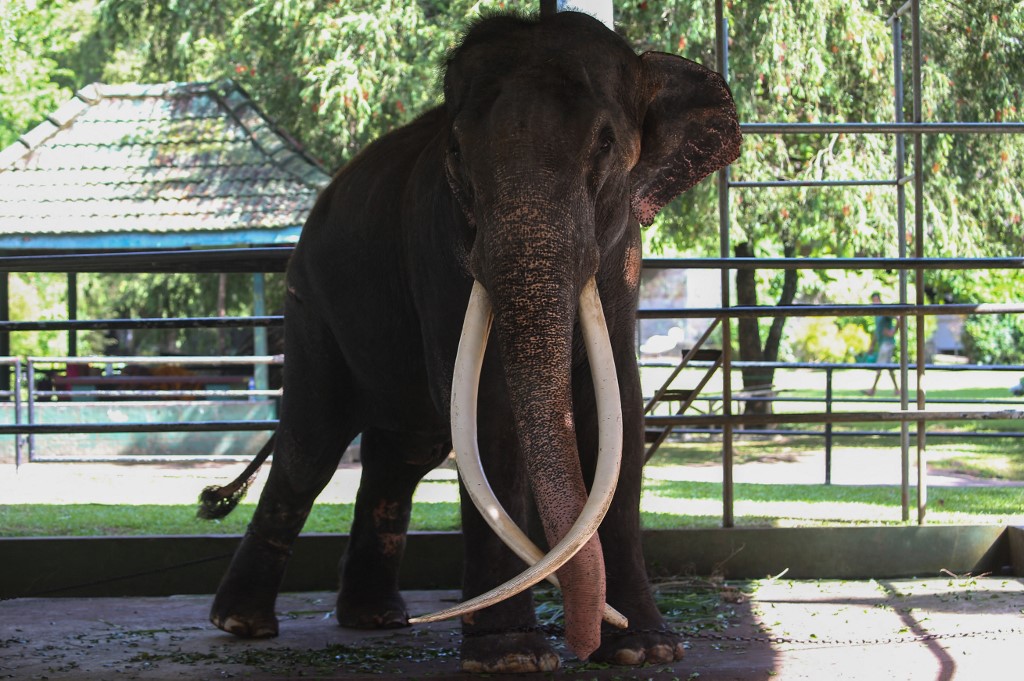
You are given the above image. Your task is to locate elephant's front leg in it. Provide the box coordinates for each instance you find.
[576,350,686,665]
[458,407,560,673]
[337,428,449,629]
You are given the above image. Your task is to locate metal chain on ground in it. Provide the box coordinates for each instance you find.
[0,552,235,602]
[681,626,1024,646]
[473,624,1024,647]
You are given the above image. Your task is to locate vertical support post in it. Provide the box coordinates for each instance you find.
[540,0,557,16]
[825,367,833,485]
[26,360,35,463]
[911,0,928,525]
[67,273,78,358]
[716,0,734,528]
[0,273,9,399]
[892,13,910,522]
[14,358,22,468]
[253,273,269,392]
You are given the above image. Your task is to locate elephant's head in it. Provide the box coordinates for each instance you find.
[419,12,740,659]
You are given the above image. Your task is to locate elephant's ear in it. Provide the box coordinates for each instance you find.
[630,52,741,226]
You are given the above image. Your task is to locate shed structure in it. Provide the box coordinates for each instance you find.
[0,79,330,250]
[0,80,331,367]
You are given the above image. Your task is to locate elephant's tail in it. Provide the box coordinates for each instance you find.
[196,434,276,520]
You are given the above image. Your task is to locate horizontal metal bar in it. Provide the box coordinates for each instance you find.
[639,302,1024,320]
[888,0,914,24]
[0,316,282,332]
[28,355,283,366]
[28,455,259,464]
[640,257,1024,271]
[650,427,1024,440]
[0,248,292,274]
[36,390,281,399]
[647,409,1024,428]
[2,250,1021,276]
[4,303,1017,333]
[0,420,278,435]
[640,360,1023,372]
[4,304,1017,333]
[742,122,1024,135]
[730,179,898,188]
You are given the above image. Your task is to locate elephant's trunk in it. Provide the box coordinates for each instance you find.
[409,193,622,658]
[484,210,608,659]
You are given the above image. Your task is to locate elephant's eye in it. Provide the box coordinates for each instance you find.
[597,129,615,155]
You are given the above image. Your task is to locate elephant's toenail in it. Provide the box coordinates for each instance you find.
[612,648,645,665]
[646,643,676,663]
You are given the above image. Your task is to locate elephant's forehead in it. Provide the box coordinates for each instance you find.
[445,13,638,101]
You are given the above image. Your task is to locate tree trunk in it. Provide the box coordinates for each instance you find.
[734,242,799,417]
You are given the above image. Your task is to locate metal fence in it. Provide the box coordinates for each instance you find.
[704,0,1024,526]
[0,0,1020,530]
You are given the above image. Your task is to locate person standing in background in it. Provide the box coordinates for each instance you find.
[864,291,899,396]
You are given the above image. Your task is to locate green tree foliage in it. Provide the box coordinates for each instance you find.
[3,1,1023,364]
[621,1,1023,389]
[962,313,1024,365]
[93,0,539,167]
[0,0,103,149]
[7,273,68,357]
[75,272,287,355]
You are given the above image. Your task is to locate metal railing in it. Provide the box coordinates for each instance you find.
[0,0,1018,531]
[641,359,1024,484]
[4,354,283,466]
[706,0,1024,526]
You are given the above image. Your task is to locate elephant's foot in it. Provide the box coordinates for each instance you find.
[336,591,409,629]
[461,631,560,673]
[210,597,279,639]
[591,628,685,666]
[209,528,294,639]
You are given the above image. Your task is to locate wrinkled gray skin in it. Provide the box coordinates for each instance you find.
[206,11,739,673]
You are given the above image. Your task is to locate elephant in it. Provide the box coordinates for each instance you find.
[199,9,739,674]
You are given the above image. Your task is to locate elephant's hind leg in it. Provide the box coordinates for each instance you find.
[336,428,449,629]
[210,295,361,638]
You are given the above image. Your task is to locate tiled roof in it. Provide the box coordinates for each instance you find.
[0,81,331,250]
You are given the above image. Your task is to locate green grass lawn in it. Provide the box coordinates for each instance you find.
[3,475,1021,536]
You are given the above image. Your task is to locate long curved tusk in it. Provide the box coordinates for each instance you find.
[442,281,626,628]
[410,277,624,626]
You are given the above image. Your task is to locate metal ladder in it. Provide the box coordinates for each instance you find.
[643,319,723,463]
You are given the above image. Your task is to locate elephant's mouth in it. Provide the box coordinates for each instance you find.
[409,276,627,658]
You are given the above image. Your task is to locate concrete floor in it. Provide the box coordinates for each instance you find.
[2,578,1021,680]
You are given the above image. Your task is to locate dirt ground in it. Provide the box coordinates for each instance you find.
[2,578,1022,680]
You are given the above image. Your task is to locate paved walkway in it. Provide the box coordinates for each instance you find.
[2,579,1020,679]
[2,444,1021,506]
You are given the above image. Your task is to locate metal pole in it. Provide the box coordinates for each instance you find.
[67,273,78,357]
[26,360,35,463]
[0,273,9,400]
[911,0,928,525]
[716,0,734,528]
[13,358,22,468]
[253,273,269,392]
[893,14,910,522]
[825,367,833,484]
